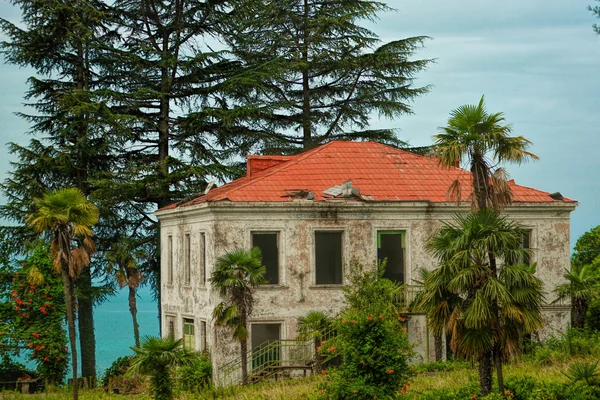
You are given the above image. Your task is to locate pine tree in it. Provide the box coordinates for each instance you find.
[218,0,432,152]
[0,0,122,382]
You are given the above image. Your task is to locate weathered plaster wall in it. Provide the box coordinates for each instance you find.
[157,201,575,380]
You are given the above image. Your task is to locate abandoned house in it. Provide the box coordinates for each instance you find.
[155,140,577,384]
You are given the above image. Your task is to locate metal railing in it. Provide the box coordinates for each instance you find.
[216,329,336,387]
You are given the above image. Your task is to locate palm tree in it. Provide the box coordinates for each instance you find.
[434,95,538,211]
[211,247,267,384]
[412,268,462,361]
[427,210,544,396]
[128,336,195,400]
[105,237,145,347]
[555,263,600,329]
[297,311,332,372]
[26,188,99,400]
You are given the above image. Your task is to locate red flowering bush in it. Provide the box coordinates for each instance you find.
[0,245,68,383]
[316,261,413,399]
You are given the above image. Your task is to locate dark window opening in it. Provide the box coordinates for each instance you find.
[166,316,175,339]
[522,231,531,266]
[251,323,281,370]
[200,321,207,352]
[252,232,279,284]
[184,233,191,285]
[377,231,405,283]
[167,236,173,284]
[315,232,343,285]
[200,233,206,285]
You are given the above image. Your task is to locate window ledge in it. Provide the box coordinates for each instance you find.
[256,285,289,290]
[309,285,344,290]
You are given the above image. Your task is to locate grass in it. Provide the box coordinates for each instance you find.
[2,356,599,399]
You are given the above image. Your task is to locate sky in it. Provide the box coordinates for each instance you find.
[0,0,599,249]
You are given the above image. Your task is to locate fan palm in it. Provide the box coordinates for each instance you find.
[128,336,195,400]
[105,237,145,347]
[412,267,462,361]
[211,247,267,384]
[427,210,544,396]
[297,311,332,372]
[26,188,99,400]
[434,95,538,211]
[555,263,600,329]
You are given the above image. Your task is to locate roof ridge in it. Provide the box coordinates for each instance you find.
[210,141,337,200]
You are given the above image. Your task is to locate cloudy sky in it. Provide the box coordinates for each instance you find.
[0,0,598,249]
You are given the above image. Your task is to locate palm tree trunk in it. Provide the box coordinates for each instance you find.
[241,339,248,385]
[129,285,141,348]
[494,344,505,394]
[479,351,493,397]
[471,154,489,210]
[314,338,322,372]
[77,267,96,386]
[62,270,79,400]
[434,334,443,361]
[572,297,588,329]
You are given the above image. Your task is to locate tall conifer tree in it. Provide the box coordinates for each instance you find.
[0,0,122,381]
[219,0,432,152]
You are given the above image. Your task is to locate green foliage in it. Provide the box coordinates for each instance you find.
[316,262,412,399]
[0,358,37,384]
[586,299,600,331]
[101,356,133,388]
[176,352,213,393]
[410,360,470,375]
[0,244,68,384]
[128,336,195,400]
[222,0,431,152]
[592,2,600,34]
[562,360,600,386]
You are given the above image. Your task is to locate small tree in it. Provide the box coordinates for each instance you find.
[316,261,412,399]
[27,188,98,400]
[128,336,195,400]
[426,210,545,396]
[297,311,332,373]
[555,264,600,329]
[210,247,266,384]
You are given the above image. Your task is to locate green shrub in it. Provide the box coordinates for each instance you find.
[586,300,600,331]
[315,262,412,399]
[101,355,132,388]
[411,360,470,374]
[505,375,539,400]
[177,352,212,393]
[562,360,600,386]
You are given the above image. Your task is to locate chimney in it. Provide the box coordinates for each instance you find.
[246,155,293,177]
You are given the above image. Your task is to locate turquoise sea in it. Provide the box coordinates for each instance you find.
[18,287,159,377]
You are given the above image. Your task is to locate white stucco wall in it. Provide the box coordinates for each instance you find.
[156,200,575,381]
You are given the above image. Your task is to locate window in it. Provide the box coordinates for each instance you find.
[167,236,173,285]
[377,231,406,283]
[200,233,206,286]
[315,232,343,285]
[184,233,191,286]
[166,315,175,339]
[252,232,279,284]
[183,318,195,350]
[200,321,207,352]
[521,231,531,266]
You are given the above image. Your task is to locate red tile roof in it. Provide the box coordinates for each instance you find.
[161,141,575,210]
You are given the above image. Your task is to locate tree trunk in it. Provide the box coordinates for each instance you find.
[301,0,312,149]
[128,284,140,348]
[434,334,443,361]
[314,338,322,372]
[572,297,588,329]
[62,270,79,400]
[494,344,505,394]
[241,338,248,385]
[471,154,489,210]
[478,351,493,397]
[77,267,96,386]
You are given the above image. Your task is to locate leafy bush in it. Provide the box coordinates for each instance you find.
[586,299,600,331]
[177,352,212,393]
[101,355,145,394]
[315,261,412,399]
[0,358,37,383]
